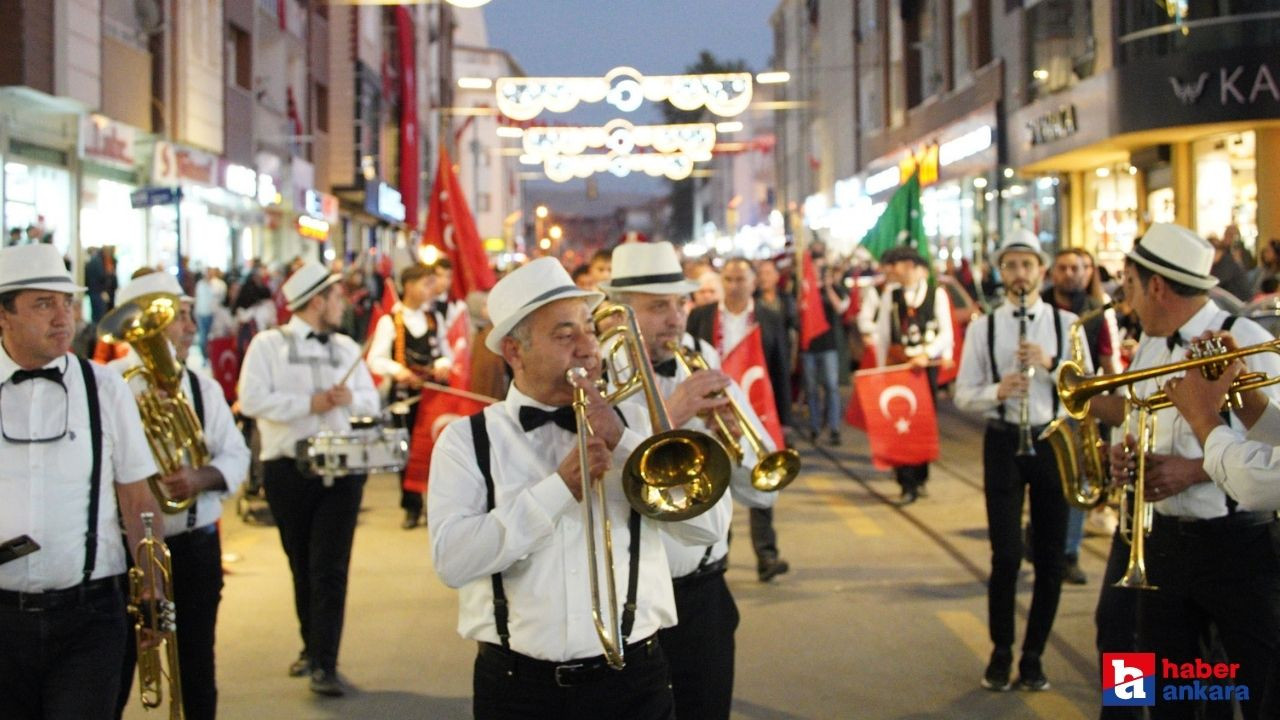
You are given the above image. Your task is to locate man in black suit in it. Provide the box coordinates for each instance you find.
[688,257,792,582]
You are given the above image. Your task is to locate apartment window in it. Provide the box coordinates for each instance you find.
[229,25,251,90]
[1025,0,1094,101]
[904,0,945,108]
[315,81,329,133]
[953,0,972,86]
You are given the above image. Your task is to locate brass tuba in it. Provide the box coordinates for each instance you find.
[1040,303,1112,509]
[666,342,801,492]
[99,292,210,513]
[128,512,185,718]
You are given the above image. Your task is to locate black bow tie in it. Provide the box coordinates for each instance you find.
[1167,333,1183,351]
[308,331,330,345]
[653,358,678,378]
[10,367,63,385]
[519,405,577,433]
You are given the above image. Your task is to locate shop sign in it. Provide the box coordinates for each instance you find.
[865,166,902,196]
[365,180,406,223]
[1119,49,1280,134]
[153,141,218,187]
[304,190,340,224]
[940,125,994,163]
[81,115,136,170]
[297,215,329,241]
[899,145,939,186]
[130,186,183,209]
[223,163,258,198]
[1026,106,1077,146]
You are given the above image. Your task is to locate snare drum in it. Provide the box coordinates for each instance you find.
[296,427,409,482]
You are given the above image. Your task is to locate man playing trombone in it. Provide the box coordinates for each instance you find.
[603,243,783,720]
[1088,223,1280,720]
[955,230,1089,693]
[427,258,727,720]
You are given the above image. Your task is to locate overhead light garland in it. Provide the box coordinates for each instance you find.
[520,120,717,163]
[526,152,701,183]
[495,66,753,121]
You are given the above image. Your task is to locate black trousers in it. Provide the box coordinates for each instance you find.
[117,524,224,720]
[658,571,740,720]
[982,427,1068,658]
[749,507,780,568]
[473,638,675,720]
[0,584,128,720]
[1140,515,1280,720]
[1096,528,1142,720]
[264,459,365,674]
[894,368,937,494]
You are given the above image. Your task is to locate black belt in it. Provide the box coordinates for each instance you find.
[673,556,728,588]
[477,634,660,688]
[1152,511,1276,537]
[0,574,124,612]
[987,419,1048,437]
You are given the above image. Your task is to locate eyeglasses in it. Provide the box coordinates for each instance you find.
[0,381,70,444]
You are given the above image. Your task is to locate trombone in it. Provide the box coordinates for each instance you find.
[128,512,185,718]
[666,342,801,492]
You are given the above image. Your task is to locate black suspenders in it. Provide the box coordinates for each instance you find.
[989,307,1063,423]
[78,358,104,590]
[184,369,206,531]
[469,410,642,652]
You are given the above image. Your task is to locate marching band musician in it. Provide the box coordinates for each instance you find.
[1088,224,1280,720]
[954,230,1089,693]
[108,271,250,720]
[603,243,777,720]
[871,246,953,506]
[0,244,164,720]
[366,262,452,530]
[428,258,728,720]
[237,260,380,697]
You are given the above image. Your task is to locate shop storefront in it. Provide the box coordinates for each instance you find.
[0,89,80,259]
[80,114,149,279]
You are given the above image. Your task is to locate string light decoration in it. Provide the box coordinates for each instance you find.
[520,119,717,163]
[525,152,701,183]
[495,66,753,121]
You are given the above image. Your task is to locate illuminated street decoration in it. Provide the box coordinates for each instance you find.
[524,151,700,183]
[521,120,716,162]
[496,66,753,120]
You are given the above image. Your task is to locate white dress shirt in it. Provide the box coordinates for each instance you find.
[1203,400,1280,511]
[872,280,954,366]
[366,302,453,378]
[237,317,381,460]
[643,334,775,579]
[108,348,251,537]
[716,300,754,357]
[427,381,727,662]
[954,297,1089,427]
[0,349,157,592]
[1120,301,1280,519]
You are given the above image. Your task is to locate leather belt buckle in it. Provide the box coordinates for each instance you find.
[554,662,587,687]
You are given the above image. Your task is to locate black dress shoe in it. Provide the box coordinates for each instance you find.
[309,668,346,697]
[401,510,421,530]
[828,430,842,446]
[981,649,1013,692]
[893,489,919,507]
[757,558,790,582]
[288,652,311,678]
[1017,657,1051,691]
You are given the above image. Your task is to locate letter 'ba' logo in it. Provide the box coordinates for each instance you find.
[1103,653,1156,706]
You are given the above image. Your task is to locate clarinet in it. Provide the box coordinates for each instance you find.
[1016,287,1036,456]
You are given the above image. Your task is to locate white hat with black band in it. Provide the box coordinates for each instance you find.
[598,241,700,296]
[115,270,190,308]
[0,244,84,295]
[486,257,604,353]
[1125,223,1218,290]
[992,228,1050,267]
[282,260,341,311]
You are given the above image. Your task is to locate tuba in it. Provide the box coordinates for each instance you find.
[666,342,801,492]
[1040,303,1112,509]
[128,512,185,718]
[99,292,210,513]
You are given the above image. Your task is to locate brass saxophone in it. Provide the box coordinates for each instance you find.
[128,512,185,718]
[1041,303,1113,508]
[98,292,210,513]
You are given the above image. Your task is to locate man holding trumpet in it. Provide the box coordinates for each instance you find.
[1088,223,1280,720]
[603,243,782,720]
[428,258,727,720]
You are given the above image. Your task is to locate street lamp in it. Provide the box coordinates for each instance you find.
[549,225,563,241]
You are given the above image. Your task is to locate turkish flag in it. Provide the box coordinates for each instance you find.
[402,312,485,494]
[721,326,784,449]
[423,146,496,301]
[854,366,938,470]
[799,251,830,350]
[393,7,419,230]
[207,336,240,402]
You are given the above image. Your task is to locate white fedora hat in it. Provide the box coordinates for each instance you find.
[598,241,700,296]
[992,229,1050,266]
[486,257,604,353]
[115,270,190,308]
[282,260,341,311]
[1126,223,1218,290]
[0,244,84,295]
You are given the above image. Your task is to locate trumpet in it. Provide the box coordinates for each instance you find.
[665,342,801,492]
[1115,400,1158,590]
[1015,288,1036,456]
[128,512,184,718]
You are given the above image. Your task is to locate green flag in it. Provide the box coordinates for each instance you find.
[859,172,928,266]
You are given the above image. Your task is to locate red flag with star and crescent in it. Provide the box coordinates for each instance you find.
[207,336,240,402]
[401,311,487,494]
[798,251,830,350]
[423,146,496,301]
[853,366,938,469]
[720,325,785,449]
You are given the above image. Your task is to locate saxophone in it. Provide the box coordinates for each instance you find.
[1040,302,1113,508]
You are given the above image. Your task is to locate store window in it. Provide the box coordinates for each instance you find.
[3,161,72,254]
[1193,130,1256,251]
[1025,0,1094,101]
[1002,174,1061,253]
[1085,164,1140,267]
[81,177,146,280]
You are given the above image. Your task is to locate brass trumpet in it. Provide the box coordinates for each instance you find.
[666,342,801,492]
[1115,401,1158,590]
[128,512,185,718]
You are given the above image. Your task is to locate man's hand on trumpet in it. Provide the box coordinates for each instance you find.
[666,369,732,430]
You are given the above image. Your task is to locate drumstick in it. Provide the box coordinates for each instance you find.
[853,358,950,377]
[387,381,500,413]
[337,333,377,386]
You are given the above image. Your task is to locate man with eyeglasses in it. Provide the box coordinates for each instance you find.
[0,244,165,720]
[954,230,1090,693]
[107,270,250,720]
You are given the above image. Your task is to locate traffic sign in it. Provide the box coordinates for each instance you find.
[130,186,183,209]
